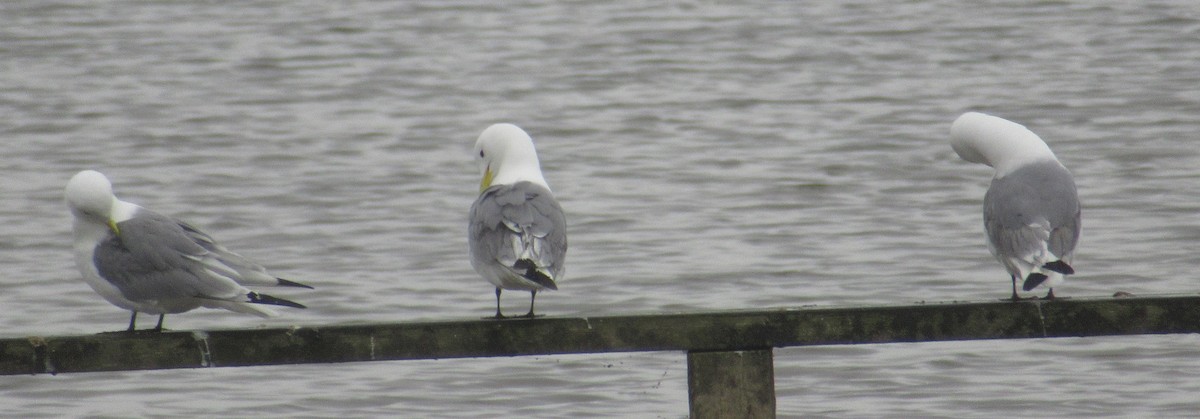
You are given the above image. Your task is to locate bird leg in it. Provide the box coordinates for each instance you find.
[487,287,506,319]
[1043,288,1056,300]
[1009,276,1021,301]
[154,314,166,332]
[522,290,540,318]
[126,311,139,333]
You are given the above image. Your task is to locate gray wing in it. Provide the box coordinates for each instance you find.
[177,221,312,289]
[93,210,245,301]
[469,182,568,283]
[984,161,1080,262]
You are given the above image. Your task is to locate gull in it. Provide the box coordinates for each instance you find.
[65,170,311,332]
[468,124,567,318]
[951,112,1081,300]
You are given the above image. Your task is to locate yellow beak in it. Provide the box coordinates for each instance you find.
[107,219,121,236]
[479,168,494,192]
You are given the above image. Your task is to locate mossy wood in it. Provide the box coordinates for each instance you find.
[3,295,1199,376]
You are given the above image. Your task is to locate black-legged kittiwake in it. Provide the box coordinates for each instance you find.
[468,124,567,318]
[951,112,1081,300]
[65,170,312,332]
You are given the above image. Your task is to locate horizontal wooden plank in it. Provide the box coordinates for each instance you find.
[3,295,1199,375]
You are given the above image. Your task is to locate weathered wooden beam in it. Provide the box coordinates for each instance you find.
[3,295,1199,376]
[688,349,776,418]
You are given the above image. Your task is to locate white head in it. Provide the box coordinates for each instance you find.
[65,170,120,234]
[951,112,1059,177]
[473,123,550,192]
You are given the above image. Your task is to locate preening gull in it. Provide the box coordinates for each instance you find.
[65,170,312,332]
[468,124,567,318]
[951,112,1081,300]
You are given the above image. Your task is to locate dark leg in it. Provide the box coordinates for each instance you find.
[489,287,505,319]
[127,311,139,332]
[1010,276,1020,301]
[154,314,166,332]
[523,290,538,318]
[1043,288,1056,300]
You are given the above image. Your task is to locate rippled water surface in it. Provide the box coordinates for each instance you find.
[3,1,1200,417]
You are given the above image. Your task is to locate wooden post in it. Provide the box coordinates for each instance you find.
[688,349,776,418]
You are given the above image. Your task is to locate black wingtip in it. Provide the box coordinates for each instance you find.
[247,292,307,309]
[1022,273,1048,291]
[1041,260,1075,275]
[514,259,558,290]
[276,277,315,289]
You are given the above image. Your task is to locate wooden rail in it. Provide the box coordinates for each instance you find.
[4,295,1200,418]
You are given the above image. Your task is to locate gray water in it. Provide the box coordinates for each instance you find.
[2,0,1200,417]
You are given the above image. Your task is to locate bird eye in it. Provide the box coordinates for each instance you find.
[479,150,485,158]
